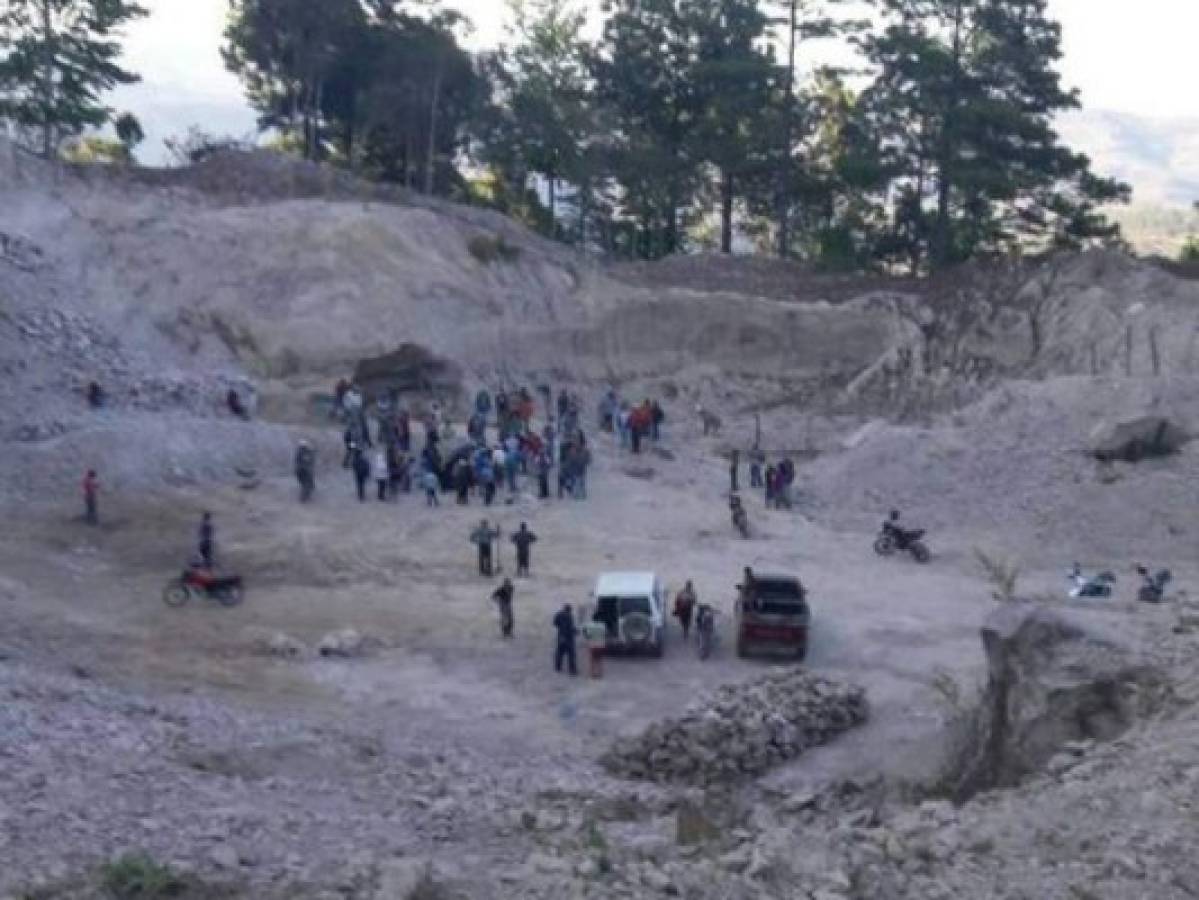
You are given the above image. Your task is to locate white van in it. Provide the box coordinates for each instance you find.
[591,571,666,657]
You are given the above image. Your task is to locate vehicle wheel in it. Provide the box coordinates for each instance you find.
[162,580,191,608]
[873,535,895,556]
[910,542,931,564]
[217,584,244,607]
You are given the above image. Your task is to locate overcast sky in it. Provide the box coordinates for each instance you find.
[111,0,1199,199]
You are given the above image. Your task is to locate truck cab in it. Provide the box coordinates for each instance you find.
[734,573,810,660]
[590,571,666,657]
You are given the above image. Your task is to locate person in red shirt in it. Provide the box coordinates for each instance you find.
[82,469,99,525]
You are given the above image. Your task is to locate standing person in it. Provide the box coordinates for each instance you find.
[82,469,99,525]
[470,519,500,576]
[373,448,389,501]
[553,604,578,676]
[729,449,740,494]
[582,615,607,679]
[764,464,777,508]
[511,523,538,577]
[198,512,215,569]
[536,448,551,500]
[651,400,664,442]
[294,441,316,503]
[352,449,371,502]
[749,445,765,489]
[492,578,515,638]
[574,439,591,500]
[674,581,697,640]
[422,466,440,507]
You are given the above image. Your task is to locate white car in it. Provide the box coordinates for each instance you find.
[590,571,666,657]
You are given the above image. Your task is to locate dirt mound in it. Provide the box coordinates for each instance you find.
[804,375,1199,560]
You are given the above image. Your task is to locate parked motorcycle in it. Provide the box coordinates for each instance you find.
[1135,565,1172,604]
[729,494,749,539]
[696,604,718,660]
[1067,564,1116,599]
[873,511,930,564]
[163,567,245,608]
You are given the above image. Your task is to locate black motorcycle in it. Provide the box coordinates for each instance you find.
[874,522,931,564]
[1135,565,1172,604]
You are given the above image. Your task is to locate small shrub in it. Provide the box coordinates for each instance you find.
[922,669,993,802]
[974,547,1021,602]
[100,854,186,899]
[467,234,522,264]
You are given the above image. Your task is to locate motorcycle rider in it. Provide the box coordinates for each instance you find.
[198,512,215,570]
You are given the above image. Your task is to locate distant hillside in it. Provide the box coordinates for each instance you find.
[1056,109,1199,257]
[1059,109,1199,207]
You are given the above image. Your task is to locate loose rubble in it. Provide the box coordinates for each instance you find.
[601,670,868,785]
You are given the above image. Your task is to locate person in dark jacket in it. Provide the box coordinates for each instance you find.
[227,389,249,420]
[352,450,371,502]
[729,449,740,493]
[198,512,215,569]
[294,441,316,502]
[511,523,538,577]
[553,604,578,675]
[492,578,515,638]
[82,469,99,525]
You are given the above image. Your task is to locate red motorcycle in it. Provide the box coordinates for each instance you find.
[163,567,244,608]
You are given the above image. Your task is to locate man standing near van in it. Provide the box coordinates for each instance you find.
[553,604,578,676]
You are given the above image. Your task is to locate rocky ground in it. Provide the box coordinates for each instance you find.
[4,143,1199,899]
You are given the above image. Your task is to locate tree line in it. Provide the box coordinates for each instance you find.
[0,0,1133,273]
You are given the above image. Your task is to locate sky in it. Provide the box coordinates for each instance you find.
[111,0,1199,200]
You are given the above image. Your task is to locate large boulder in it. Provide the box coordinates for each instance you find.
[1090,415,1190,463]
[967,605,1170,789]
[352,343,462,405]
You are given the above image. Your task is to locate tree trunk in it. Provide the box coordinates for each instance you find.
[775,0,798,257]
[39,0,54,159]
[424,61,444,195]
[721,170,735,254]
[932,1,965,269]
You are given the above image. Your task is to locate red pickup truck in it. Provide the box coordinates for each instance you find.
[734,573,810,660]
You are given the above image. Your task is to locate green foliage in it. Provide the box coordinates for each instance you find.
[1181,236,1199,264]
[860,0,1128,272]
[99,854,186,899]
[973,547,1021,602]
[0,0,148,159]
[467,234,523,264]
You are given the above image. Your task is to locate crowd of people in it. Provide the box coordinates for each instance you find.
[76,374,812,676]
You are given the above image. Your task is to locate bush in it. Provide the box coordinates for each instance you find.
[922,669,993,802]
[467,234,522,264]
[974,547,1021,602]
[100,854,187,899]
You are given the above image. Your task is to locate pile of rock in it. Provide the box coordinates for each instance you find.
[601,669,868,785]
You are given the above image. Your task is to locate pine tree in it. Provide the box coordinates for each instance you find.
[862,0,1128,271]
[0,0,147,159]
